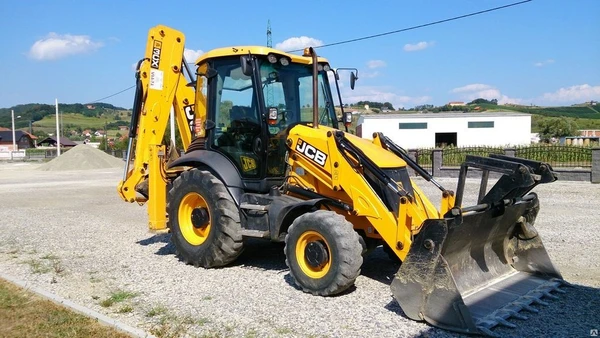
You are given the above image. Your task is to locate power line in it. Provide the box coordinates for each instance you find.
[287,0,532,52]
[83,1,531,104]
[85,85,135,105]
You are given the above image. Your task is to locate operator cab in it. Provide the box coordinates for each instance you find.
[195,48,346,193]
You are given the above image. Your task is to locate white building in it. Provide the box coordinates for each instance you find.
[356,112,531,148]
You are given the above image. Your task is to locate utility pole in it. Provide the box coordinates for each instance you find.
[267,20,272,48]
[55,98,61,156]
[10,109,17,151]
[104,121,108,151]
[11,109,16,155]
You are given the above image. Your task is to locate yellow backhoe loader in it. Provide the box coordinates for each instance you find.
[118,25,567,336]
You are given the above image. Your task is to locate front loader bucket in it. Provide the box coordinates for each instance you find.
[391,156,567,336]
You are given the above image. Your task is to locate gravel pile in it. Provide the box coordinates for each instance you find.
[37,144,124,171]
[0,166,598,337]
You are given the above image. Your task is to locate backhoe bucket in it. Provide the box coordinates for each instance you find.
[391,156,567,336]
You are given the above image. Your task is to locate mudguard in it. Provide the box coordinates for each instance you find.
[168,150,244,204]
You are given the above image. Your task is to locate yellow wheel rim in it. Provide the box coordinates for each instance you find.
[178,192,211,246]
[296,231,331,279]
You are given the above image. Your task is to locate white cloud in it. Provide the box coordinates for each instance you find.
[28,33,103,61]
[450,83,522,105]
[534,59,555,67]
[184,48,204,62]
[451,84,494,93]
[343,86,431,109]
[367,60,386,69]
[275,36,323,52]
[403,41,435,52]
[360,71,380,79]
[451,83,600,106]
[540,84,600,103]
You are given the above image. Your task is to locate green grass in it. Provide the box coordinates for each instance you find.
[34,113,115,129]
[117,305,134,313]
[149,314,197,338]
[146,305,168,317]
[24,259,52,274]
[99,290,138,307]
[0,279,131,338]
[276,327,294,335]
[22,254,65,275]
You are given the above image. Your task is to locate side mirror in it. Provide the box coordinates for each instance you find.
[350,72,357,90]
[343,111,352,127]
[197,68,218,79]
[205,120,216,131]
[240,55,253,76]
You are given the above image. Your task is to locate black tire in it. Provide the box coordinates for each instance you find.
[284,210,363,296]
[168,169,243,268]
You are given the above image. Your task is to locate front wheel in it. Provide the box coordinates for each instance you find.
[284,210,363,296]
[168,169,243,268]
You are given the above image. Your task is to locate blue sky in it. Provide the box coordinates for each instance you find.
[0,0,598,110]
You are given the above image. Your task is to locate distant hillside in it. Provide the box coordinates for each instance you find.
[0,103,130,139]
[0,103,128,130]
[1,100,599,140]
[470,103,600,119]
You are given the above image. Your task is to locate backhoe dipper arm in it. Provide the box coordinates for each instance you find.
[117,25,197,231]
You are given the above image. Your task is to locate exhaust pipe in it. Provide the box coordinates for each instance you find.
[309,47,319,129]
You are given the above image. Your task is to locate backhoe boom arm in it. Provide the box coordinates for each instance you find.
[117,25,198,231]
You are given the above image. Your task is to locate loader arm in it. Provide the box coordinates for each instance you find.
[117,25,200,231]
[285,126,440,260]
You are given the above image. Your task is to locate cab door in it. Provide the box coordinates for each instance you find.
[209,58,264,179]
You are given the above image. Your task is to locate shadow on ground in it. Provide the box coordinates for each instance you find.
[136,233,175,256]
[135,234,600,337]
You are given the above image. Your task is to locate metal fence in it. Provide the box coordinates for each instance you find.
[415,148,433,174]
[515,145,592,168]
[442,146,504,166]
[20,148,127,160]
[104,150,126,159]
[11,144,599,172]
[24,149,62,159]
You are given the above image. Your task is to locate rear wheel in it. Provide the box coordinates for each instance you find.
[168,169,243,268]
[284,210,363,296]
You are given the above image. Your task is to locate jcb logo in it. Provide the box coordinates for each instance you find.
[295,139,327,167]
[240,156,257,172]
[151,41,162,69]
[184,105,194,134]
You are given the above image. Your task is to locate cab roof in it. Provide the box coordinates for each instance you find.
[194,46,329,65]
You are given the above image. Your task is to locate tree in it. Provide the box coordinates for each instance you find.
[383,102,395,110]
[468,98,498,105]
[538,117,578,142]
[99,137,108,150]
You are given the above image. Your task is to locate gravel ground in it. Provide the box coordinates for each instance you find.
[0,161,598,338]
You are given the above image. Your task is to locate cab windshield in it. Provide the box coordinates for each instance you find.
[260,60,338,133]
